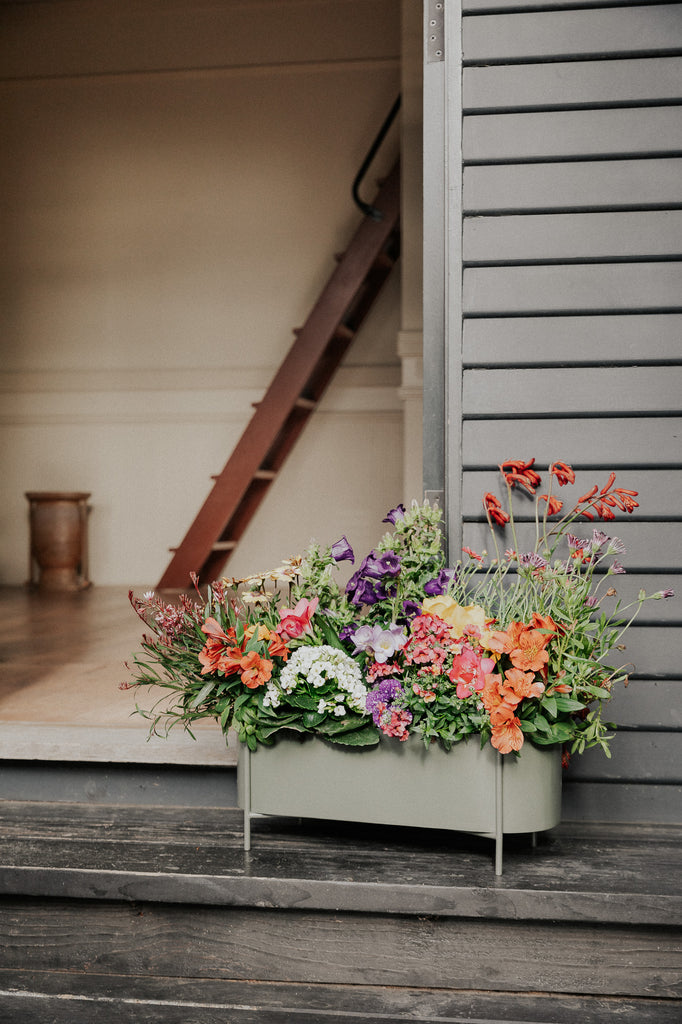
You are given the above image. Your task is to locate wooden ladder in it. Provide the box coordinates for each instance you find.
[158,159,400,589]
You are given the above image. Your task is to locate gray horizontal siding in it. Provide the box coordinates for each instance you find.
[464,159,682,212]
[462,367,682,413]
[462,314,682,363]
[462,471,682,522]
[456,1,682,821]
[462,417,682,465]
[464,56,682,110]
[463,262,682,313]
[464,107,682,162]
[462,521,682,571]
[464,210,682,261]
[463,4,682,63]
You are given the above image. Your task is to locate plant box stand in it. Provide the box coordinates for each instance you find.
[238,735,562,875]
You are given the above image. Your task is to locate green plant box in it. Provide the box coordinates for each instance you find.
[238,734,562,874]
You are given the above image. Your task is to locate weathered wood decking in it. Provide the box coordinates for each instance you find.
[0,801,680,1022]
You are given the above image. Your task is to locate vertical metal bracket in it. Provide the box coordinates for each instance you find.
[426,0,445,63]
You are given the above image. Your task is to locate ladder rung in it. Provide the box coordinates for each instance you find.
[334,324,355,341]
[212,541,237,551]
[294,397,316,410]
[253,469,276,480]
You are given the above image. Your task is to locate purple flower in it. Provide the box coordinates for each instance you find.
[362,550,401,580]
[330,535,354,564]
[423,568,457,597]
[654,589,675,599]
[383,504,406,525]
[607,536,626,556]
[366,678,405,723]
[610,560,626,575]
[586,595,599,608]
[401,599,422,622]
[348,576,381,607]
[592,529,609,550]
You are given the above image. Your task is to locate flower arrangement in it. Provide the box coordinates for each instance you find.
[125,459,673,760]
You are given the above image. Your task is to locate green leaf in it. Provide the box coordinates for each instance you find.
[189,680,215,710]
[325,725,380,746]
[542,695,557,718]
[554,696,586,713]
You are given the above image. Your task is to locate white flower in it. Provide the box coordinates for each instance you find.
[264,645,367,713]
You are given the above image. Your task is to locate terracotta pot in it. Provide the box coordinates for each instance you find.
[26,491,91,591]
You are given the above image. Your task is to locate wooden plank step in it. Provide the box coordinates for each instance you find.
[2,971,680,1024]
[1,803,681,927]
[0,897,679,999]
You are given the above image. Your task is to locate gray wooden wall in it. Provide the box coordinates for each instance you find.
[451,0,682,821]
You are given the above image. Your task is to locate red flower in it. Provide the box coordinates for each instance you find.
[549,461,575,486]
[483,492,510,527]
[499,458,541,495]
[539,494,563,516]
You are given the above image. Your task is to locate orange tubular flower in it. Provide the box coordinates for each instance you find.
[499,458,541,495]
[483,492,510,527]
[549,461,575,486]
[539,494,563,516]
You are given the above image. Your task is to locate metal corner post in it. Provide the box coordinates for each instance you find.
[422,1,464,563]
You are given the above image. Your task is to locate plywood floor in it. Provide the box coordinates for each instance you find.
[0,586,235,765]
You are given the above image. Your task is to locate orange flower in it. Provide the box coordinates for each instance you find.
[239,650,273,689]
[491,706,524,754]
[502,667,544,700]
[198,618,243,676]
[481,675,508,717]
[267,633,290,660]
[509,629,550,673]
[531,612,558,637]
[486,621,526,656]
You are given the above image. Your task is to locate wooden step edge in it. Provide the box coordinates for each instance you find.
[211,541,237,551]
[253,469,276,480]
[294,397,316,411]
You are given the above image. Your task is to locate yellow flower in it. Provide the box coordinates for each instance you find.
[422,596,488,637]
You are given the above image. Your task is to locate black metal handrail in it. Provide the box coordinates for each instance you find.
[351,95,401,221]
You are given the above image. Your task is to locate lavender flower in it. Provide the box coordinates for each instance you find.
[654,589,675,599]
[609,560,626,575]
[350,623,407,663]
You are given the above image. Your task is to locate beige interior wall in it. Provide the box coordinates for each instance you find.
[0,0,403,586]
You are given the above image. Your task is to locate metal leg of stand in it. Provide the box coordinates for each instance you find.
[243,745,251,852]
[495,751,503,875]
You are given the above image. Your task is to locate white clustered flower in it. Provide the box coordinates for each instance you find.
[263,645,366,712]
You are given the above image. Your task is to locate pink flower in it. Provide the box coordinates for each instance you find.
[448,646,496,699]
[276,597,319,640]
